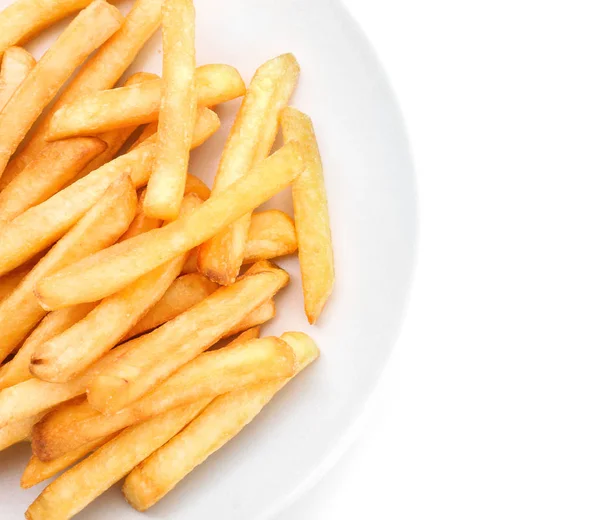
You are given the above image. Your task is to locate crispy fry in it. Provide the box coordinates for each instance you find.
[31,195,202,383]
[0,0,93,57]
[0,107,218,276]
[143,0,196,220]
[0,46,35,111]
[26,401,209,520]
[0,0,123,176]
[0,0,162,188]
[281,107,334,323]
[123,332,318,510]
[69,72,160,185]
[0,413,44,452]
[0,175,136,364]
[35,142,303,308]
[0,138,107,222]
[199,53,300,285]
[47,64,245,139]
[87,262,289,413]
[0,303,96,390]
[21,434,116,488]
[118,189,162,242]
[123,273,218,340]
[242,209,297,263]
[33,336,295,460]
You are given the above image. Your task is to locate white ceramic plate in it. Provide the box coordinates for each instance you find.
[0,0,416,517]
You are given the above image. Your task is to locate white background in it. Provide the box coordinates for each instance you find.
[288,0,600,518]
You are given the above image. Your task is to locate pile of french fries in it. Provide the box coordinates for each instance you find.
[0,0,335,517]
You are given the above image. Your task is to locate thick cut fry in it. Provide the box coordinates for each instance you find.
[0,303,96,390]
[0,138,106,222]
[199,53,300,285]
[0,0,162,187]
[0,0,123,177]
[0,175,136,364]
[0,0,93,57]
[35,142,303,308]
[123,273,218,340]
[242,209,297,263]
[33,336,295,460]
[0,46,35,111]
[47,65,245,139]
[21,434,116,488]
[26,401,209,520]
[281,107,334,323]
[31,195,202,383]
[0,413,43,452]
[0,337,140,429]
[87,262,289,413]
[0,107,218,276]
[123,332,318,510]
[144,0,196,220]
[69,72,160,185]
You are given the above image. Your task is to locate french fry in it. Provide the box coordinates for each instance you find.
[281,107,334,323]
[0,303,96,390]
[143,0,196,220]
[0,46,35,111]
[0,0,162,188]
[0,336,142,429]
[0,0,124,176]
[26,401,210,520]
[0,260,33,302]
[87,262,289,413]
[0,107,218,276]
[21,434,116,488]
[184,174,211,201]
[35,142,303,308]
[242,209,298,263]
[0,137,107,222]
[123,273,218,340]
[199,53,300,285]
[68,72,160,185]
[129,121,158,150]
[0,0,93,57]
[0,413,44,452]
[47,64,245,139]
[0,175,136,364]
[118,189,162,242]
[30,195,202,383]
[123,332,318,510]
[227,298,276,337]
[227,326,261,346]
[32,336,295,460]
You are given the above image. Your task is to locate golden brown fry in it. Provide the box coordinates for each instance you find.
[199,53,300,285]
[143,0,196,220]
[0,0,162,188]
[26,401,209,520]
[0,175,136,364]
[33,336,295,460]
[69,72,160,185]
[226,326,261,347]
[0,107,218,276]
[0,138,107,222]
[281,107,334,323]
[0,0,123,176]
[123,273,218,340]
[242,210,297,263]
[118,189,162,242]
[123,332,318,510]
[0,413,44,452]
[35,142,303,308]
[87,262,289,413]
[0,261,33,302]
[47,64,245,139]
[0,46,35,111]
[31,195,202,383]
[21,434,116,488]
[227,299,276,336]
[0,303,96,390]
[0,0,93,57]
